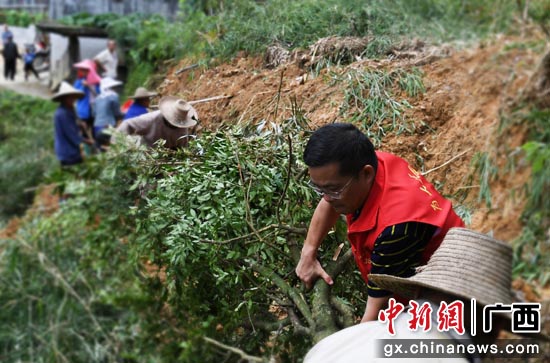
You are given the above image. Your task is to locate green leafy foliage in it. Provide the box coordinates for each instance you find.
[527,0,550,30]
[336,68,423,146]
[212,0,370,59]
[0,201,165,363]
[210,0,517,60]
[0,91,56,220]
[0,10,46,27]
[86,119,365,361]
[59,12,120,28]
[471,151,498,209]
[58,0,519,93]
[2,112,364,361]
[514,109,550,285]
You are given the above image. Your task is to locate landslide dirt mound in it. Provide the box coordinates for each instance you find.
[158,33,545,243]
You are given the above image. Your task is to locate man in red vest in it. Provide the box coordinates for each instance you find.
[296,123,464,323]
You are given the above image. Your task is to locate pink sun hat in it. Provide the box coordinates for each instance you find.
[74,59,101,85]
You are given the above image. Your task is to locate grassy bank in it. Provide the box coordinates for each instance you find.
[0,91,56,220]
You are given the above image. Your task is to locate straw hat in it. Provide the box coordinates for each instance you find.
[51,81,85,101]
[370,228,550,340]
[100,77,123,91]
[159,96,198,128]
[129,87,158,99]
[73,60,92,70]
[74,59,101,85]
[369,228,513,307]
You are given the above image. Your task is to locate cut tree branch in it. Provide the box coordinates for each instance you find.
[250,262,315,329]
[286,306,311,336]
[175,63,198,75]
[185,223,305,245]
[421,149,470,176]
[273,68,285,120]
[276,135,292,225]
[203,336,265,363]
[268,295,310,336]
[330,296,356,328]
[325,248,354,279]
[189,94,233,105]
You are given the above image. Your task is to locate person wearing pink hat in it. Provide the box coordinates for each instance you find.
[75,59,101,85]
[73,59,101,144]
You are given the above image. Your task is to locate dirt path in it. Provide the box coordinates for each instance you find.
[0,57,52,99]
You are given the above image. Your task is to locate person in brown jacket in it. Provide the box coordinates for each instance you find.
[116,96,199,149]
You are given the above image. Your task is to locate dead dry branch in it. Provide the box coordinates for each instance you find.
[264,44,291,69]
[309,36,370,66]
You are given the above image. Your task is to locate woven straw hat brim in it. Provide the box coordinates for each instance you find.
[368,273,510,308]
[129,92,157,99]
[51,82,85,101]
[52,91,85,102]
[100,77,123,91]
[159,96,198,128]
[129,87,158,99]
[369,228,514,307]
[369,227,550,341]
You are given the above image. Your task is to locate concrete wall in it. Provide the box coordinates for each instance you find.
[0,0,179,20]
[5,26,111,89]
[5,24,36,48]
[48,0,179,20]
[49,35,109,89]
[0,0,48,14]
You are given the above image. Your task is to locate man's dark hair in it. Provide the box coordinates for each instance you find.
[304,123,378,176]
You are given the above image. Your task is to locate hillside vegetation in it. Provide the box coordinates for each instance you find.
[1,1,550,362]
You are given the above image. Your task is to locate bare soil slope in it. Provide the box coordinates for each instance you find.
[159,34,545,243]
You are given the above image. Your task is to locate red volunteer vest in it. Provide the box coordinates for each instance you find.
[346,151,464,284]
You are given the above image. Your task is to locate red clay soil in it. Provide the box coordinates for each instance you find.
[0,185,59,239]
[159,33,544,243]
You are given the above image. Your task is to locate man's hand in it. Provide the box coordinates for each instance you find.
[296,247,334,290]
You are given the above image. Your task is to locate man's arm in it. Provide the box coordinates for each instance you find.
[93,50,108,75]
[296,198,340,289]
[361,296,391,322]
[110,96,124,126]
[116,118,137,135]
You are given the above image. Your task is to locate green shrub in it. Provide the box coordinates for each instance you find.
[0,203,159,363]
[0,91,56,220]
[506,107,550,284]
[14,110,366,362]
[210,0,517,60]
[0,10,46,27]
[336,67,424,146]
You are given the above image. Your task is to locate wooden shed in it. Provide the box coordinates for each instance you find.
[36,22,108,89]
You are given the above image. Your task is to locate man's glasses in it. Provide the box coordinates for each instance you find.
[308,176,354,200]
